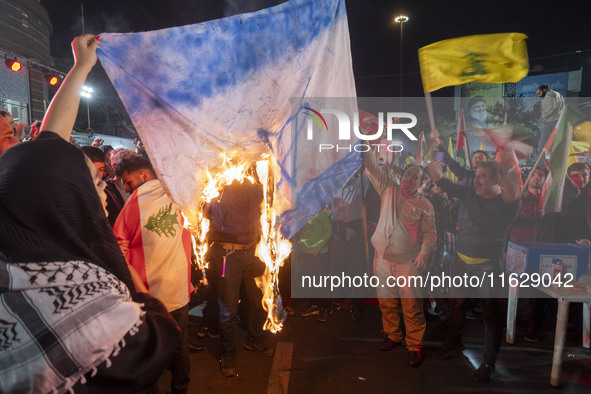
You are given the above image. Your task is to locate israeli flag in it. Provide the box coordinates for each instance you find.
[98,0,360,237]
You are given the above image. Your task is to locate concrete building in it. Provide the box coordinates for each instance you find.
[0,0,60,126]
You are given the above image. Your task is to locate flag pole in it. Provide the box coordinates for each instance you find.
[359,164,371,274]
[425,92,436,131]
[342,164,370,273]
[424,92,438,160]
[460,109,474,169]
[416,131,425,166]
[521,109,568,197]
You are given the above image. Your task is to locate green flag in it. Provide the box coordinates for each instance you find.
[540,104,584,215]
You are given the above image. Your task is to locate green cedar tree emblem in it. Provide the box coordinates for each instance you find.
[144,203,179,237]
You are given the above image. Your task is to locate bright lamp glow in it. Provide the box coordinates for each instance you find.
[5,59,22,72]
[81,85,93,98]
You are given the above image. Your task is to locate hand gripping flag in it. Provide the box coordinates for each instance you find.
[418,33,529,93]
[97,0,359,238]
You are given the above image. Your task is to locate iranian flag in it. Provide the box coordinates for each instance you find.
[539,104,584,215]
[456,109,472,169]
[480,125,533,159]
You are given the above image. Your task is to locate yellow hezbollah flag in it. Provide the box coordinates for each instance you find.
[418,33,529,93]
[574,121,591,145]
[568,140,590,168]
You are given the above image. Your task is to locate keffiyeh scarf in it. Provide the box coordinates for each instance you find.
[0,259,143,393]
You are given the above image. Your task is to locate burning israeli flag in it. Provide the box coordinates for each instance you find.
[97,0,359,238]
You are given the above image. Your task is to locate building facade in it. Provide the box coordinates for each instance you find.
[0,0,57,125]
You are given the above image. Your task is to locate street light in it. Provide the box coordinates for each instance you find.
[394,15,409,98]
[81,85,93,130]
[394,15,409,23]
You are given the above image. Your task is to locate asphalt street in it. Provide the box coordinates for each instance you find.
[158,299,590,393]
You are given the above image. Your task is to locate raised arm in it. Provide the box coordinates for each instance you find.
[499,145,521,203]
[442,148,473,181]
[362,147,394,195]
[40,35,100,141]
[429,129,473,181]
[427,159,472,201]
[501,170,520,203]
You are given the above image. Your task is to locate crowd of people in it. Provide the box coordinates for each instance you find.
[289,137,589,383]
[0,35,275,393]
[1,34,590,393]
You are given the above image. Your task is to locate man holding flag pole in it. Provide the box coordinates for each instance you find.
[429,123,489,189]
[427,146,521,383]
[419,32,529,383]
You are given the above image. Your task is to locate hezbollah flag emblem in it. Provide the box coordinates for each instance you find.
[418,33,529,93]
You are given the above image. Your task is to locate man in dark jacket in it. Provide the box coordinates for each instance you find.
[207,176,273,377]
[428,152,521,383]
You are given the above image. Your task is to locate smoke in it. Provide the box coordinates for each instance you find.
[48,0,286,58]
[223,0,286,17]
[102,9,133,33]
[68,4,132,35]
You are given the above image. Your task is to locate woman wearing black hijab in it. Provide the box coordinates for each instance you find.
[0,35,179,393]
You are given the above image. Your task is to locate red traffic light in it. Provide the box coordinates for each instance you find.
[5,58,22,72]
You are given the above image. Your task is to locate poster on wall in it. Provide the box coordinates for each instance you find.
[458,82,504,151]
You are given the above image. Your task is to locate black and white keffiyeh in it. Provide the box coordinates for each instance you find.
[0,260,143,393]
[0,132,149,392]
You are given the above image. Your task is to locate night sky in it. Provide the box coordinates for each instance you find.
[41,0,591,97]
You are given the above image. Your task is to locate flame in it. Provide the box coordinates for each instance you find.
[254,157,290,333]
[181,209,209,285]
[182,152,290,333]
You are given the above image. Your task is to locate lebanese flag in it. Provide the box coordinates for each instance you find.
[456,109,471,169]
[113,179,194,312]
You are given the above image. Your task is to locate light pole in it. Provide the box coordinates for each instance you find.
[394,15,409,98]
[81,85,93,131]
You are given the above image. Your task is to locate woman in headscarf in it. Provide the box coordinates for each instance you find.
[0,35,179,393]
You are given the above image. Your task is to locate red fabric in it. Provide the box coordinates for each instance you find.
[493,145,524,188]
[112,189,148,289]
